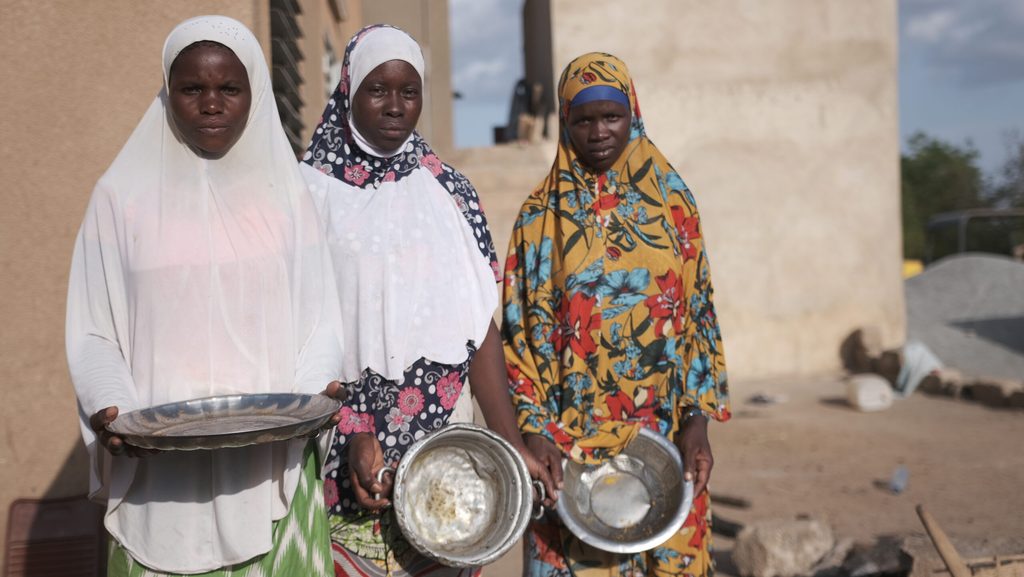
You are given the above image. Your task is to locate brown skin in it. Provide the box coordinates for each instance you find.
[566,99,631,173]
[526,97,717,500]
[90,381,348,457]
[350,60,422,151]
[167,43,252,160]
[349,321,559,511]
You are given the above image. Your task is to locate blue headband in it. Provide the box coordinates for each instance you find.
[570,85,629,108]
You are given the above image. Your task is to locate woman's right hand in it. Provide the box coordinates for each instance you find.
[89,406,158,458]
[525,433,564,499]
[348,432,393,512]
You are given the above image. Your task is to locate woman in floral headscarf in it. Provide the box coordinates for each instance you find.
[502,53,731,576]
[299,24,554,576]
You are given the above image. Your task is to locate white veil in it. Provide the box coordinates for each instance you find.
[65,15,340,573]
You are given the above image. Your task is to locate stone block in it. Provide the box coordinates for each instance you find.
[842,536,911,577]
[963,378,1021,407]
[922,368,965,398]
[840,328,878,374]
[732,518,835,577]
[873,350,903,386]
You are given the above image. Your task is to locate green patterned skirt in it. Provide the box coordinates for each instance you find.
[107,444,332,577]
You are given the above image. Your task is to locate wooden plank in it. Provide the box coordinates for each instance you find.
[917,504,973,577]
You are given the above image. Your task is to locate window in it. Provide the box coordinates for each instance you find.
[270,0,304,152]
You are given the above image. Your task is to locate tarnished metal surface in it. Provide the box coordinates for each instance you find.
[106,393,341,450]
[405,446,497,545]
[391,423,533,568]
[556,427,695,554]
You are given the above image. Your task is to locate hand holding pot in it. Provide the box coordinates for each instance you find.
[349,432,393,511]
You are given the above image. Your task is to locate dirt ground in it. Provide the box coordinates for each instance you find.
[485,373,1024,576]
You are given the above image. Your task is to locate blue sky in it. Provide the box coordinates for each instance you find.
[448,0,1024,180]
[448,0,522,149]
[900,0,1024,176]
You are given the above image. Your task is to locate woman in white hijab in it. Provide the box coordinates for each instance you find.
[300,24,555,576]
[66,15,342,577]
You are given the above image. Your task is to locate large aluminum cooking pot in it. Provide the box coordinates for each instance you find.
[556,427,695,553]
[382,423,540,567]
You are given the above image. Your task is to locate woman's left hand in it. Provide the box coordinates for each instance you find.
[677,413,713,496]
[516,440,558,508]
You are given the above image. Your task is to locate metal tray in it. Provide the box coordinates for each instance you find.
[106,393,341,451]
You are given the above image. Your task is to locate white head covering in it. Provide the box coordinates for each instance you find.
[66,15,341,573]
[347,26,425,106]
[346,26,426,158]
[302,24,498,383]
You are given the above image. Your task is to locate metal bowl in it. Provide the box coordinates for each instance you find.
[556,427,694,553]
[106,393,341,450]
[389,423,535,568]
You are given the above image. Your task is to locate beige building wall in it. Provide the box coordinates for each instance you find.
[545,0,906,379]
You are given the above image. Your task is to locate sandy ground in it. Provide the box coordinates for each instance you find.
[484,373,1024,576]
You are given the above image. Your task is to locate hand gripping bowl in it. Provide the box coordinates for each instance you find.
[384,423,541,568]
[556,427,695,554]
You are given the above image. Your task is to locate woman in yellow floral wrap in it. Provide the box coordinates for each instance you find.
[502,52,731,577]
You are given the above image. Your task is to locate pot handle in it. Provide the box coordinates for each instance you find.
[532,479,546,520]
[373,466,396,502]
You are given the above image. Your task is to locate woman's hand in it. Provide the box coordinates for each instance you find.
[676,413,713,496]
[319,381,348,431]
[525,434,563,506]
[348,432,392,512]
[89,406,159,458]
[516,438,559,507]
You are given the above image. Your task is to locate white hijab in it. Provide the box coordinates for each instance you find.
[66,15,341,573]
[301,26,498,384]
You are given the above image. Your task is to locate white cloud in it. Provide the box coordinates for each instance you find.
[905,9,957,43]
[448,0,523,102]
[901,0,1024,85]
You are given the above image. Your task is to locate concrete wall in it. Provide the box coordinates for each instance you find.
[544,0,906,379]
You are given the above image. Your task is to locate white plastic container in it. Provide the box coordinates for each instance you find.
[846,374,895,412]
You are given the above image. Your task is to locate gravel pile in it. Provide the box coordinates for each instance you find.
[906,254,1024,380]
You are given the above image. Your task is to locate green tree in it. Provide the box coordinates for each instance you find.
[900,132,989,259]
[992,130,1024,209]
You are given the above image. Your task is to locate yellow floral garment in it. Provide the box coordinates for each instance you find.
[502,53,731,576]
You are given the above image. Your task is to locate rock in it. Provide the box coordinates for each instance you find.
[920,368,965,397]
[846,374,895,412]
[810,537,855,577]
[963,378,1022,407]
[732,518,835,577]
[841,328,881,374]
[842,536,912,577]
[1011,389,1024,408]
[916,372,942,395]
[873,350,903,386]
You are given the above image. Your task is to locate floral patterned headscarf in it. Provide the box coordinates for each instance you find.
[303,24,487,215]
